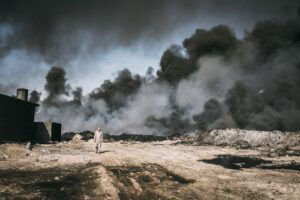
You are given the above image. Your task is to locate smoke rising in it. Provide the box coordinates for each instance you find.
[29,90,41,104]
[89,69,142,110]
[43,67,70,105]
[1,1,300,134]
[31,16,300,134]
[35,14,300,134]
[0,0,299,64]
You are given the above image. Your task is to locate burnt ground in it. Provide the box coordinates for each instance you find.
[0,139,300,199]
[0,163,100,200]
[200,154,300,170]
[0,162,197,200]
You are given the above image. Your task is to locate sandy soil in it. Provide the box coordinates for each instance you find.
[0,139,299,200]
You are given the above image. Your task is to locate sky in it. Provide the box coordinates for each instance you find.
[0,0,299,96]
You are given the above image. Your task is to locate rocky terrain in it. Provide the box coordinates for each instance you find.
[0,129,300,199]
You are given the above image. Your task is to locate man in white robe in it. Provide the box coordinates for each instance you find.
[94,127,103,153]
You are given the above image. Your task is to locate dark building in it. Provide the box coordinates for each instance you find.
[0,88,62,143]
[0,89,39,142]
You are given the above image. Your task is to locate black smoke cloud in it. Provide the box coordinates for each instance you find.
[157,25,238,83]
[183,25,238,60]
[43,67,70,105]
[89,69,142,110]
[0,0,295,133]
[193,99,223,131]
[0,0,199,63]
[0,0,299,64]
[36,13,300,133]
[199,18,300,131]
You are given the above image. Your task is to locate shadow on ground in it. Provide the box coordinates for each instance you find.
[200,154,300,171]
[97,150,111,154]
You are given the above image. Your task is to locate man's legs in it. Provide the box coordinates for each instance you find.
[95,142,99,153]
[98,140,102,152]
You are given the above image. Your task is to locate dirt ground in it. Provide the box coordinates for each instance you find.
[0,139,299,200]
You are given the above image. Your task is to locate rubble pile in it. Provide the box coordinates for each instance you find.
[196,129,300,156]
[60,129,300,157]
[62,131,94,141]
[198,129,300,147]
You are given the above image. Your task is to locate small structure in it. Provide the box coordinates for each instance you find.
[0,89,39,142]
[34,121,61,143]
[0,88,62,143]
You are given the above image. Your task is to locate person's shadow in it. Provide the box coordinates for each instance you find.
[97,150,111,154]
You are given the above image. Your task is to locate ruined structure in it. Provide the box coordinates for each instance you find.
[0,89,38,142]
[34,121,61,143]
[0,89,61,143]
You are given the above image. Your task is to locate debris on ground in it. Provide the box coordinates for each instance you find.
[232,140,251,149]
[72,134,83,141]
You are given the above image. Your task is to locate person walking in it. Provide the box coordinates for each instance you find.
[94,127,103,153]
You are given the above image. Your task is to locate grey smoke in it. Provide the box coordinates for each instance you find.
[29,90,41,104]
[43,66,71,106]
[0,0,299,63]
[35,14,300,133]
[0,83,18,95]
[89,69,142,110]
[1,1,300,133]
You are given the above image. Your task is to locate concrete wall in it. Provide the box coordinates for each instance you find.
[34,121,61,143]
[0,94,37,142]
[50,122,62,142]
[34,122,51,143]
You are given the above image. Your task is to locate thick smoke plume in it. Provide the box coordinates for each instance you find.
[34,14,300,134]
[89,69,142,110]
[43,67,70,105]
[0,0,298,64]
[1,1,299,134]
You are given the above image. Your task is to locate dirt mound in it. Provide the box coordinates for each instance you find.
[195,129,300,152]
[0,161,197,200]
[62,131,94,141]
[201,129,286,147]
[106,163,196,200]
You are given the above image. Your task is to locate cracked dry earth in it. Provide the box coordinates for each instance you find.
[0,140,299,199]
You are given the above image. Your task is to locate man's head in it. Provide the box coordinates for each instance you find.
[97,127,101,131]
